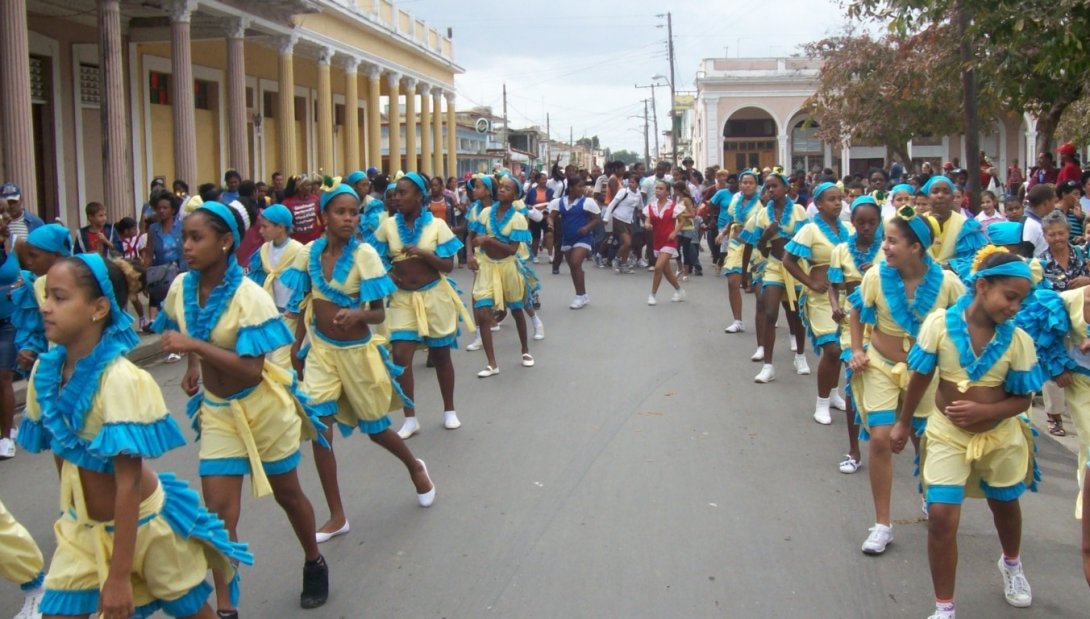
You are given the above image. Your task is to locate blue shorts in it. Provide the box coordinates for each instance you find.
[0,320,16,371]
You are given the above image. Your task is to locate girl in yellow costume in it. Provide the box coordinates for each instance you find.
[740,171,809,383]
[247,204,304,369]
[19,254,252,619]
[922,175,987,268]
[371,173,474,439]
[346,170,387,247]
[715,169,763,336]
[848,208,964,557]
[469,174,534,378]
[154,202,329,613]
[0,497,45,618]
[13,223,72,374]
[464,175,496,352]
[894,250,1044,619]
[828,195,884,474]
[784,182,853,425]
[283,183,436,545]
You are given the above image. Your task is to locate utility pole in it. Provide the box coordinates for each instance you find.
[642,99,650,168]
[634,83,660,160]
[666,11,678,168]
[502,82,509,169]
[546,112,551,171]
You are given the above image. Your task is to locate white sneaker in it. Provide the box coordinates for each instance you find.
[490,324,502,333]
[754,364,775,383]
[466,336,483,351]
[829,390,847,411]
[750,346,765,362]
[922,497,929,519]
[998,557,1032,607]
[838,455,861,474]
[166,353,183,363]
[724,320,744,333]
[927,611,955,619]
[397,417,420,439]
[794,354,811,375]
[569,295,588,310]
[670,289,686,303]
[861,524,893,555]
[637,259,648,268]
[443,411,461,430]
[813,399,832,425]
[533,322,545,340]
[0,437,15,459]
[14,587,42,619]
[789,338,797,352]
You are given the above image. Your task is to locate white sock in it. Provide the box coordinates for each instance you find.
[762,363,773,372]
[795,353,807,363]
[815,396,830,410]
[532,314,543,328]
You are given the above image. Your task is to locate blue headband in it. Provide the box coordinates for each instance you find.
[345,170,366,186]
[738,169,761,184]
[767,172,790,187]
[319,184,361,212]
[499,173,525,200]
[986,222,1022,246]
[812,181,838,203]
[891,183,916,197]
[75,253,139,349]
[404,172,429,196]
[907,216,934,249]
[26,224,73,255]
[261,204,293,231]
[850,195,879,212]
[196,201,240,249]
[923,175,954,195]
[469,175,494,195]
[970,259,1033,284]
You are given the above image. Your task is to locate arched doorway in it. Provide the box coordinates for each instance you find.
[789,117,823,174]
[722,107,777,171]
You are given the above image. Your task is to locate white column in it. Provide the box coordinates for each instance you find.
[169,0,198,189]
[276,34,298,174]
[777,132,789,169]
[99,0,134,221]
[385,71,401,172]
[705,99,719,169]
[0,0,37,211]
[316,46,334,174]
[418,83,432,176]
[342,57,360,174]
[402,77,417,172]
[225,16,251,177]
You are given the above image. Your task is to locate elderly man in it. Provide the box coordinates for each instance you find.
[0,183,43,239]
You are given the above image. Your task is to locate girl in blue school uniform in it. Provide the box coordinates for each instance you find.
[549,175,601,310]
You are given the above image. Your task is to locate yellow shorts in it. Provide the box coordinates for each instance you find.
[1063,374,1090,517]
[0,497,44,590]
[472,256,525,311]
[921,413,1035,504]
[801,288,839,349]
[41,471,249,617]
[722,239,749,275]
[302,329,405,436]
[194,363,314,497]
[761,258,785,288]
[388,277,472,348]
[851,346,936,437]
[267,314,297,370]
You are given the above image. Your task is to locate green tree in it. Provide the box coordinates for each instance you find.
[609,149,643,165]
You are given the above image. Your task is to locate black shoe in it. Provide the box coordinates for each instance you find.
[300,554,329,609]
[551,267,559,275]
[217,611,239,619]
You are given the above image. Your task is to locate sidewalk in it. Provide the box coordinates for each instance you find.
[12,332,163,408]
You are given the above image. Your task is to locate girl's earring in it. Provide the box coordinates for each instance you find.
[222,247,228,253]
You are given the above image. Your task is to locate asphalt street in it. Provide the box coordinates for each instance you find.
[1,260,1087,618]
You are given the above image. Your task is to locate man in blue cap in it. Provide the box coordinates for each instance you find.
[0,183,43,240]
[366,166,379,181]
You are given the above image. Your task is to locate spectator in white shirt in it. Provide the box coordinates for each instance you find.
[1022,183,1058,258]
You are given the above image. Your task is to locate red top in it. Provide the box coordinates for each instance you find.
[283,194,323,244]
[1057,161,1083,185]
[646,200,678,252]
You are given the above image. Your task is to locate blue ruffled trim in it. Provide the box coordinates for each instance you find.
[198,451,299,477]
[12,272,45,356]
[738,227,759,246]
[185,393,203,437]
[307,238,370,308]
[468,219,488,235]
[358,273,397,304]
[1027,419,1042,491]
[183,257,244,342]
[41,589,99,616]
[955,218,988,258]
[828,267,845,284]
[280,266,310,314]
[907,344,938,374]
[87,417,187,460]
[434,235,463,258]
[1014,288,1074,378]
[508,228,533,243]
[980,480,1025,502]
[944,295,1017,382]
[160,581,213,617]
[15,416,49,453]
[236,317,294,357]
[310,399,339,418]
[285,375,330,450]
[880,258,943,337]
[868,410,896,426]
[338,415,392,437]
[849,288,877,325]
[378,343,414,409]
[389,329,457,348]
[1004,366,1046,395]
[926,485,965,505]
[247,251,267,287]
[150,309,179,334]
[20,571,44,591]
[811,331,839,349]
[784,240,812,260]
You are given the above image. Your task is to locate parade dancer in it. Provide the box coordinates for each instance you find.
[828,195,884,473]
[247,204,304,368]
[154,202,330,612]
[643,180,685,305]
[741,171,809,383]
[20,254,252,619]
[465,175,497,351]
[13,224,71,374]
[469,174,534,377]
[283,182,437,546]
[716,170,762,334]
[923,175,987,268]
[848,207,964,556]
[0,497,45,618]
[894,250,1043,619]
[784,182,851,424]
[369,173,473,439]
[549,176,600,309]
[346,170,386,246]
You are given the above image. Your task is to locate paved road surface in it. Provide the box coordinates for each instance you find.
[2,262,1087,618]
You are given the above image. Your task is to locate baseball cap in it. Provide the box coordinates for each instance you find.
[1058,143,1077,157]
[366,166,378,174]
[942,161,954,170]
[0,183,20,201]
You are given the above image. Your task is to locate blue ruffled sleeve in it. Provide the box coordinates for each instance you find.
[907,344,937,374]
[11,273,45,355]
[88,417,188,460]
[434,235,463,258]
[358,274,397,304]
[16,416,50,453]
[149,309,178,334]
[280,267,310,314]
[247,251,267,286]
[508,228,533,243]
[88,361,189,459]
[784,240,812,260]
[828,267,845,284]
[468,219,488,235]
[1014,288,1074,378]
[849,288,876,325]
[236,317,294,356]
[1004,366,1046,395]
[955,218,987,258]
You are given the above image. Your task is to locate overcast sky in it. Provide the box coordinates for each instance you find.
[406,0,849,155]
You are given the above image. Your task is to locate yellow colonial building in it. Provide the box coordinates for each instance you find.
[0,0,462,226]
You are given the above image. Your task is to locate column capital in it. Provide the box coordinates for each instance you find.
[417,83,432,96]
[275,33,299,55]
[444,90,455,103]
[401,76,417,91]
[318,46,334,66]
[365,64,382,81]
[339,56,360,74]
[169,0,198,22]
[225,16,251,39]
[385,71,402,88]
[431,87,443,99]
